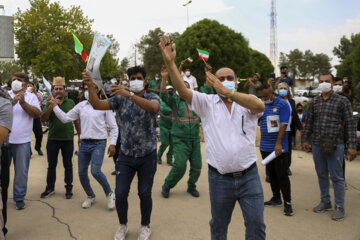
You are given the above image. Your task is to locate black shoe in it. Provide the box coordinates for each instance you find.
[287,168,292,176]
[264,197,282,207]
[65,186,73,199]
[40,187,55,198]
[161,185,170,198]
[167,161,173,166]
[157,157,162,164]
[265,175,270,183]
[36,149,44,156]
[75,151,78,156]
[187,189,200,198]
[284,202,294,216]
[111,170,116,175]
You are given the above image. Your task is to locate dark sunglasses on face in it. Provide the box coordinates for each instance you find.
[218,75,234,82]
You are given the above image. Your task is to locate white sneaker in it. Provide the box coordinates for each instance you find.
[114,225,128,240]
[138,226,151,240]
[82,196,95,209]
[107,192,115,210]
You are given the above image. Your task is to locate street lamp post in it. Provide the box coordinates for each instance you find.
[182,0,192,27]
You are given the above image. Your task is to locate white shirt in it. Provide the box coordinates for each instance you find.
[181,72,198,90]
[53,101,118,145]
[8,90,40,144]
[189,91,263,174]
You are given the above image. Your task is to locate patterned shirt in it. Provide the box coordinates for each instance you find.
[302,93,356,149]
[108,92,160,157]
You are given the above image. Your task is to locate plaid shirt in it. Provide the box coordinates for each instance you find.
[302,93,356,149]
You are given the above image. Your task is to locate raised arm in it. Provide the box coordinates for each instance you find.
[206,71,264,114]
[51,101,81,124]
[160,66,168,93]
[159,36,193,104]
[82,71,110,110]
[17,92,40,118]
[178,60,185,73]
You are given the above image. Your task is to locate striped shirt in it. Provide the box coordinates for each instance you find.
[302,93,356,149]
[260,96,290,152]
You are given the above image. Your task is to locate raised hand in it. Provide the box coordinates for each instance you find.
[110,85,131,98]
[206,72,231,96]
[158,36,176,65]
[160,65,168,78]
[17,92,25,104]
[82,70,94,87]
[204,63,212,73]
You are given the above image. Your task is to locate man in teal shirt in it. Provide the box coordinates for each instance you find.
[148,73,161,94]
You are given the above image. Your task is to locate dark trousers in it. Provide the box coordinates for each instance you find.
[261,151,291,202]
[32,118,43,151]
[113,133,121,164]
[115,150,157,226]
[46,140,74,189]
[1,146,9,235]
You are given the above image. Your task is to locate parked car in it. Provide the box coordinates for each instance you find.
[295,86,320,97]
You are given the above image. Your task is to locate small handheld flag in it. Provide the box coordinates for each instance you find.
[71,30,88,62]
[197,48,209,62]
[186,57,193,63]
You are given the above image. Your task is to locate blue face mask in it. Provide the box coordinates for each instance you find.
[263,99,273,105]
[279,89,288,97]
[155,77,159,81]
[222,80,236,91]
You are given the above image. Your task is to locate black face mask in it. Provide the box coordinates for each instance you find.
[297,109,303,113]
[281,72,287,75]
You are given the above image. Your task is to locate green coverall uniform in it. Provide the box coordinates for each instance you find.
[158,101,173,164]
[148,79,161,94]
[199,84,215,94]
[160,92,202,191]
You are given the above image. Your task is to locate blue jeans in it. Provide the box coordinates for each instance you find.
[115,150,157,226]
[8,143,31,202]
[312,144,345,208]
[78,140,112,197]
[208,165,266,240]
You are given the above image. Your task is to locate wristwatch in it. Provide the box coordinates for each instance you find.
[129,91,134,100]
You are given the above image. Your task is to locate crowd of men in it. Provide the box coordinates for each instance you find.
[0,35,357,240]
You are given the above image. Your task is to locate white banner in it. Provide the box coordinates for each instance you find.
[42,77,53,99]
[86,34,111,90]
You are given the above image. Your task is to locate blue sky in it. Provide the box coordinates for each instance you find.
[3,0,360,71]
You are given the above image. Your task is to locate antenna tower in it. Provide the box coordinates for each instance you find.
[270,0,278,69]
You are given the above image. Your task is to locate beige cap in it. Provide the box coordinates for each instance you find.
[53,76,65,86]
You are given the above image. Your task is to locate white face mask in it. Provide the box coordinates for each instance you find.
[318,82,332,93]
[185,71,191,77]
[84,91,89,100]
[333,85,343,93]
[27,86,33,93]
[12,80,23,91]
[130,80,144,93]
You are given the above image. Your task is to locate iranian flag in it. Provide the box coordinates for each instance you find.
[71,30,88,62]
[186,57,193,63]
[197,48,209,61]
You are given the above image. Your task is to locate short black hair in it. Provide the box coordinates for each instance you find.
[280,66,287,70]
[334,77,343,83]
[258,83,272,92]
[296,103,303,108]
[319,73,334,81]
[127,66,146,79]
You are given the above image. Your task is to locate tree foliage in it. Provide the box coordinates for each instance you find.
[138,28,180,78]
[0,61,23,84]
[279,49,331,80]
[13,0,119,82]
[174,19,268,86]
[250,49,274,83]
[119,57,129,78]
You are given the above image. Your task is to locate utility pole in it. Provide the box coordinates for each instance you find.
[183,1,192,28]
[270,0,278,70]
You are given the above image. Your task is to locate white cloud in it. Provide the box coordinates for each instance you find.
[276,14,360,71]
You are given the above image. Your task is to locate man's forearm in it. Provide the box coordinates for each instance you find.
[0,127,9,145]
[41,105,54,122]
[276,124,287,146]
[20,102,40,118]
[228,92,264,114]
[132,95,159,113]
[160,76,167,93]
